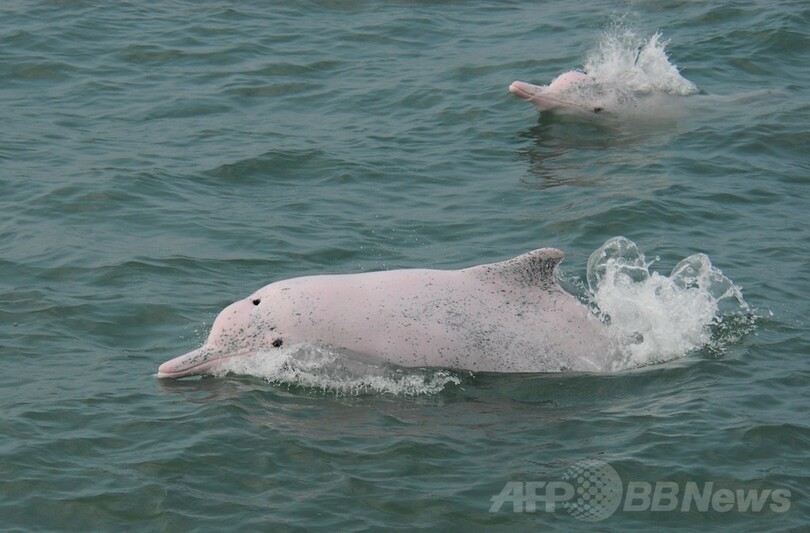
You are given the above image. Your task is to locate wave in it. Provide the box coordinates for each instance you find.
[215,344,462,396]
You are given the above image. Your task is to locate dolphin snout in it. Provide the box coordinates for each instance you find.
[509,80,544,100]
[157,346,224,379]
[157,350,201,379]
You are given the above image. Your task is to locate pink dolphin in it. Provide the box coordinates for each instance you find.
[510,71,607,115]
[157,248,612,378]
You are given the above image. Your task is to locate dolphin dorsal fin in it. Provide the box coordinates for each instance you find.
[466,248,564,288]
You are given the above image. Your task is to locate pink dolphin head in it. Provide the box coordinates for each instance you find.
[157,293,283,378]
[510,71,606,114]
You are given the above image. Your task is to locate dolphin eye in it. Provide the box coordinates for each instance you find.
[252,298,261,306]
[272,338,283,348]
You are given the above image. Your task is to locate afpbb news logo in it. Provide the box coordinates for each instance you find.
[489,459,791,522]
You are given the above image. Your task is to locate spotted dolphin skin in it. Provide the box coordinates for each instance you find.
[157,248,612,378]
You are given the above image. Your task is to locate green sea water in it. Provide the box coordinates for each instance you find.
[1,1,808,530]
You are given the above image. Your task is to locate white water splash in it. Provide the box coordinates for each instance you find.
[216,343,461,396]
[587,237,750,371]
[583,26,698,97]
